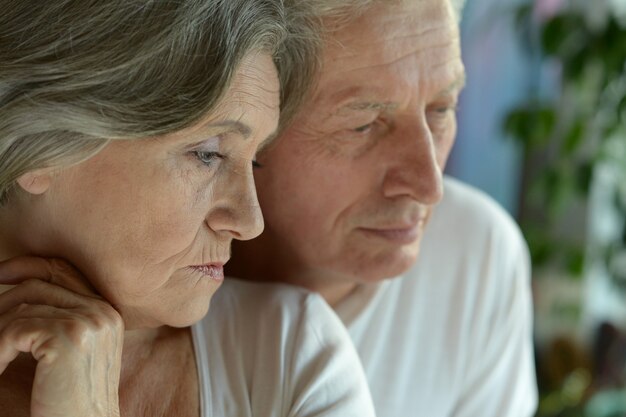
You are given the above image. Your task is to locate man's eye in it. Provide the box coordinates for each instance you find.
[252,160,263,169]
[432,104,458,114]
[193,151,224,166]
[353,123,374,134]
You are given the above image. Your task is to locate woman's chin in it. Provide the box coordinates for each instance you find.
[121,297,213,330]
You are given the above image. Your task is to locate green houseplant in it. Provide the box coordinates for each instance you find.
[505,2,626,276]
[503,2,626,416]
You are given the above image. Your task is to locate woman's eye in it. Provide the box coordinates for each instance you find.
[193,151,224,166]
[252,160,263,169]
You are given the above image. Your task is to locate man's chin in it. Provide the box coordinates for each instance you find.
[348,247,421,284]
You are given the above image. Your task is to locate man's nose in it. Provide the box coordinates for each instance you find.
[381,119,444,205]
[205,169,265,241]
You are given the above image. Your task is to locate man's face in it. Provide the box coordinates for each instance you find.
[255,0,465,283]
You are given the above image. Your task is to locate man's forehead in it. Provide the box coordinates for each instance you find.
[315,68,465,115]
[325,0,457,55]
[317,2,461,85]
[306,0,463,117]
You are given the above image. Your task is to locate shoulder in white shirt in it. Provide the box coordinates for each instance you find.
[194,278,375,417]
[335,176,538,417]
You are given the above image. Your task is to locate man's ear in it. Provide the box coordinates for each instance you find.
[16,170,53,195]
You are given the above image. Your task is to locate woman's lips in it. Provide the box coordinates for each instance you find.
[188,264,224,282]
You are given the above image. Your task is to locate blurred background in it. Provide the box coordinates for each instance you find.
[448,0,626,415]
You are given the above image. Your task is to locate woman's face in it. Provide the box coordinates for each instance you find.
[14,53,279,329]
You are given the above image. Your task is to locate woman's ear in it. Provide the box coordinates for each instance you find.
[16,170,53,195]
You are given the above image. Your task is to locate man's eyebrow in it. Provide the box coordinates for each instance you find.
[205,120,252,139]
[437,74,467,97]
[342,101,399,112]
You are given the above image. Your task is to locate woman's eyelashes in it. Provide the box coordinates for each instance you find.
[192,150,262,170]
[193,150,224,167]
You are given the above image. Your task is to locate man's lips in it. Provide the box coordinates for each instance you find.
[358,219,427,244]
[187,263,225,281]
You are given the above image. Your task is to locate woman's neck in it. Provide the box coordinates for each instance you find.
[0,204,30,262]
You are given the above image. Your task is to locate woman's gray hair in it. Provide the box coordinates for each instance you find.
[0,0,319,204]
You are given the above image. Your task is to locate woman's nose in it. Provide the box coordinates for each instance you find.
[204,168,265,241]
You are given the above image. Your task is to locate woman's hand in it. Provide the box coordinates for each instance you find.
[0,256,123,417]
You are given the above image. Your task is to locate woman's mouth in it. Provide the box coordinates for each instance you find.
[188,264,225,282]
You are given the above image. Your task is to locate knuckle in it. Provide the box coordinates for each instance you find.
[93,300,123,325]
[48,258,77,277]
[5,317,29,332]
[84,306,124,333]
[3,317,42,342]
[21,278,45,292]
[104,310,124,334]
[84,311,109,331]
[59,318,90,344]
[48,257,72,271]
[13,302,31,315]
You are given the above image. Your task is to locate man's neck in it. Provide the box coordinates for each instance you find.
[228,237,359,307]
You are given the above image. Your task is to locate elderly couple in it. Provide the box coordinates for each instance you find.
[0,0,537,416]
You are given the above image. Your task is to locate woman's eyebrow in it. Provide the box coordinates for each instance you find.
[205,120,253,139]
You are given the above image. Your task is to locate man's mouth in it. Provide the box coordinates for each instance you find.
[359,219,426,244]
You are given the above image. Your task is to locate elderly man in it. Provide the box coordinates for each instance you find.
[228,0,538,415]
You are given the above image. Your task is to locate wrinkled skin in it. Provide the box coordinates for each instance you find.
[0,52,279,417]
[230,1,465,304]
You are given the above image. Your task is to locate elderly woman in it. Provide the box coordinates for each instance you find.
[0,1,374,416]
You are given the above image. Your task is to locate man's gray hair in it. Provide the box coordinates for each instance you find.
[0,0,319,204]
[307,0,466,24]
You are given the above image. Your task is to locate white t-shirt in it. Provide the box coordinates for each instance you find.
[193,279,376,417]
[335,177,538,417]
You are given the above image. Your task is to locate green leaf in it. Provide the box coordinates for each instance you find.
[563,119,586,155]
[565,247,586,277]
[542,164,576,218]
[533,107,558,146]
[599,17,626,79]
[503,103,559,149]
[503,108,530,142]
[575,162,593,196]
[524,227,557,267]
[541,15,570,56]
[619,91,626,121]
[541,13,588,61]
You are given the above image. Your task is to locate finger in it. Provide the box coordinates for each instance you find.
[0,256,98,297]
[0,318,45,375]
[0,305,73,374]
[0,302,123,375]
[0,284,14,296]
[0,280,87,314]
